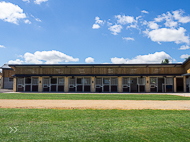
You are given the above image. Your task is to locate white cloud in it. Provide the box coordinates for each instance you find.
[95,17,105,25]
[35,18,41,22]
[24,19,31,24]
[8,59,24,64]
[108,24,122,35]
[180,54,190,59]
[115,15,135,25]
[85,57,94,63]
[92,17,105,29]
[24,50,79,64]
[179,45,190,50]
[92,24,100,29]
[0,1,26,24]
[111,51,173,64]
[0,45,5,48]
[107,21,112,26]
[144,27,189,44]
[164,20,178,28]
[31,15,42,22]
[22,0,30,3]
[173,9,190,23]
[141,10,149,14]
[122,37,134,41]
[34,0,48,5]
[154,11,178,28]
[126,24,137,29]
[8,50,79,64]
[148,21,159,29]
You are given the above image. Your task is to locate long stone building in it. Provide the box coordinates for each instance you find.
[1,58,190,93]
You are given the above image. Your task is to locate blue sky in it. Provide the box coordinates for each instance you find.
[0,0,190,68]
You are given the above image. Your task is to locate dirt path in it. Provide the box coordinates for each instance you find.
[1,99,190,110]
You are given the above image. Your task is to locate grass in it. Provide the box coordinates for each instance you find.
[0,109,190,142]
[0,93,190,100]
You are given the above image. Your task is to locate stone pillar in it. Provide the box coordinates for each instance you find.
[183,76,186,92]
[13,77,17,92]
[39,77,43,92]
[64,77,69,93]
[174,77,176,93]
[145,77,150,93]
[118,77,122,93]
[1,77,3,89]
[91,77,95,93]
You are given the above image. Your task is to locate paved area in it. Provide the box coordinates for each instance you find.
[0,89,14,93]
[1,99,190,110]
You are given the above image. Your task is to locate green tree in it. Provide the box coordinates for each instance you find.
[161,59,169,64]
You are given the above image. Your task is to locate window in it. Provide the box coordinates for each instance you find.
[166,78,173,85]
[103,78,109,84]
[9,78,13,82]
[51,78,57,84]
[150,78,156,84]
[77,78,82,84]
[25,77,31,84]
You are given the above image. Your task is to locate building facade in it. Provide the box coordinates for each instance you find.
[8,58,190,93]
[0,64,14,89]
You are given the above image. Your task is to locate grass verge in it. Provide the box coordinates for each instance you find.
[0,93,190,100]
[0,109,190,141]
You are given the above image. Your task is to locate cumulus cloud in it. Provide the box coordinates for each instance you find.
[108,24,122,35]
[179,45,190,50]
[111,51,173,64]
[180,54,190,59]
[8,50,79,64]
[172,9,190,23]
[115,15,135,25]
[122,37,134,41]
[148,21,159,29]
[141,10,149,14]
[8,59,24,64]
[144,27,189,44]
[0,45,5,48]
[24,19,31,24]
[34,0,48,5]
[92,16,105,29]
[85,57,94,63]
[25,50,79,64]
[22,0,30,3]
[92,24,100,29]
[95,16,105,25]
[0,1,26,24]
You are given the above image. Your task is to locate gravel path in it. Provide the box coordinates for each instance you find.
[1,99,190,110]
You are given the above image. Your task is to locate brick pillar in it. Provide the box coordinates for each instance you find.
[174,77,176,92]
[183,76,186,92]
[91,77,95,93]
[65,77,68,93]
[13,77,17,92]
[118,77,122,93]
[145,77,150,93]
[39,77,43,92]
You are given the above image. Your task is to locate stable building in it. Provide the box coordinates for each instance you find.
[8,58,190,93]
[0,64,14,89]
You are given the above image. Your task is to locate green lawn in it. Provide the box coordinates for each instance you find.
[0,109,190,142]
[0,93,190,100]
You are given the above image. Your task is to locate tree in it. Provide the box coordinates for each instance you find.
[185,56,190,60]
[161,59,169,64]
